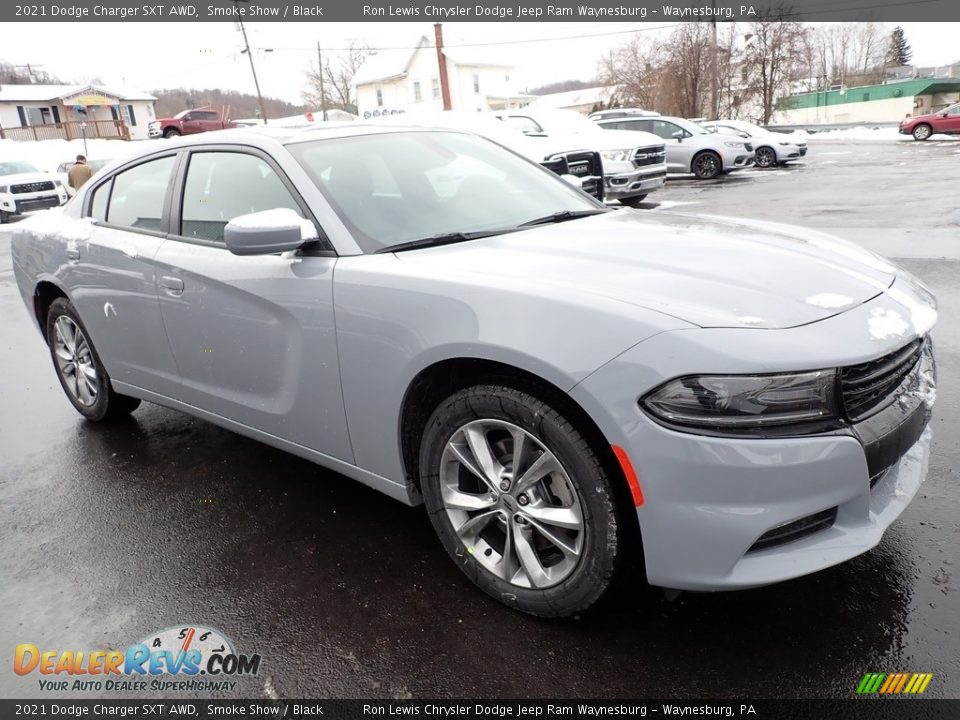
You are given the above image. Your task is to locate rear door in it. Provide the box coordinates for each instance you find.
[69,153,182,397]
[152,145,353,462]
[939,103,960,134]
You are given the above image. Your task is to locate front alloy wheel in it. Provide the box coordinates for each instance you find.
[692,152,722,179]
[439,419,584,589]
[420,385,623,617]
[912,124,932,141]
[755,146,777,168]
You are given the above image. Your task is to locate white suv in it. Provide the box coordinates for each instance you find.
[595,115,755,179]
[0,160,68,224]
[497,109,668,206]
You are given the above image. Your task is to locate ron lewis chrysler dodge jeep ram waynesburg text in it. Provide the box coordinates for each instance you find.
[11,124,938,617]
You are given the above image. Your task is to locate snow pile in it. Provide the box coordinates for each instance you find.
[0,138,143,172]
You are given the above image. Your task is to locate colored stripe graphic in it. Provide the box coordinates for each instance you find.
[856,672,933,695]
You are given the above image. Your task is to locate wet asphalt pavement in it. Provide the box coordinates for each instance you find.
[1,139,958,700]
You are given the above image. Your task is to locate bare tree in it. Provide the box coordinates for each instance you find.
[742,16,807,124]
[659,23,714,117]
[596,35,663,110]
[303,41,371,115]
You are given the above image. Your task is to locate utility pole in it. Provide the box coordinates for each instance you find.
[434,23,452,111]
[710,7,719,120]
[233,1,269,125]
[317,42,328,120]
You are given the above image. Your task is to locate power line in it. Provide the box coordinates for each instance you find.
[262,24,682,53]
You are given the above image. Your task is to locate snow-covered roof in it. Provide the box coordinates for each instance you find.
[528,86,619,110]
[352,38,430,86]
[352,37,516,87]
[0,84,156,103]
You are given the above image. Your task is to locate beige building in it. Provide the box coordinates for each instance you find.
[353,36,531,118]
[775,78,960,126]
[0,84,157,142]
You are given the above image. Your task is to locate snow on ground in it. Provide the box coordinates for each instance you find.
[0,138,143,173]
[783,126,957,142]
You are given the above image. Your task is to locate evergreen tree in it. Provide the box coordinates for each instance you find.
[888,26,912,66]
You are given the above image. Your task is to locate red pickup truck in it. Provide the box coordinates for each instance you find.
[148,108,238,139]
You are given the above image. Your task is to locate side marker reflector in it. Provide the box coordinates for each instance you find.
[611,444,644,507]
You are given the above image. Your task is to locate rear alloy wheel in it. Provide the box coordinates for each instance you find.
[692,151,722,180]
[620,194,648,208]
[420,385,622,617]
[754,146,777,168]
[912,124,932,141]
[46,298,141,421]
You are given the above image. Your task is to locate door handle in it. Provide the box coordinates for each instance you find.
[159,276,184,296]
[66,248,80,261]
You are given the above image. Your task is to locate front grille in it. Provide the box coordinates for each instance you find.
[747,508,837,553]
[544,151,604,201]
[540,158,568,175]
[841,339,924,421]
[744,143,754,152]
[633,146,666,167]
[12,181,55,194]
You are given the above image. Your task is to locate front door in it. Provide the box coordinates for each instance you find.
[153,148,353,462]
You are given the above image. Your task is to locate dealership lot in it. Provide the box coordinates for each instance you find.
[1,139,958,699]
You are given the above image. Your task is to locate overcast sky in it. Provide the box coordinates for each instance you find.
[4,22,958,105]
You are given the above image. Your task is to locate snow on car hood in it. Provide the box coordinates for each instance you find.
[398,210,899,329]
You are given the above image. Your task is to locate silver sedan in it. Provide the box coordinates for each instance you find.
[11,125,937,616]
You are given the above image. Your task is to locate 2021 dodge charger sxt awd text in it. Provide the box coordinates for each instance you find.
[11,125,937,617]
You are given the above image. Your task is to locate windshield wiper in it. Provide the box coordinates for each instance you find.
[375,229,513,254]
[518,209,609,227]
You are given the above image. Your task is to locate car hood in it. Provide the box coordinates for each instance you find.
[396,211,898,329]
[1,172,57,186]
[552,127,665,151]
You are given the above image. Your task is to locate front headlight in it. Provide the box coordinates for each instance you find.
[600,149,632,162]
[0,185,7,193]
[641,370,839,433]
[53,179,63,187]
[778,141,791,146]
[723,141,744,148]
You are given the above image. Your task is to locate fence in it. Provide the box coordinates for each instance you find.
[0,120,130,142]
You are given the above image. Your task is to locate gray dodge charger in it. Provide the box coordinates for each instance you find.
[11,125,938,617]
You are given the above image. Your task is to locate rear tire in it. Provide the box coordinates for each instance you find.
[45,298,141,421]
[163,128,181,138]
[912,124,932,141]
[419,384,622,617]
[692,151,722,180]
[620,194,648,208]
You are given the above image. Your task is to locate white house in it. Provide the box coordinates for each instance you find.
[0,84,157,142]
[353,36,532,118]
[527,86,620,115]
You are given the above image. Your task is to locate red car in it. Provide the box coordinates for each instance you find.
[148,108,237,139]
[899,102,960,141]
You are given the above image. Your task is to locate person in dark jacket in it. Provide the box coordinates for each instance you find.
[67,155,94,191]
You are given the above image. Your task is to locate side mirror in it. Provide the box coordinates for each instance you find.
[224,208,311,256]
[672,130,684,142]
[560,174,583,189]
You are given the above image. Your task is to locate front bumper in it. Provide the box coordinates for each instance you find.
[0,191,65,215]
[722,151,755,171]
[570,289,936,591]
[604,168,667,200]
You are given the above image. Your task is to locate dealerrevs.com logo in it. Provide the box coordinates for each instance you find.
[14,626,261,693]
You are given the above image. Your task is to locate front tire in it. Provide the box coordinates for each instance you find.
[46,298,141,421]
[419,385,622,617]
[163,127,181,138]
[0,210,10,224]
[692,151,722,179]
[754,146,777,168]
[912,124,932,141]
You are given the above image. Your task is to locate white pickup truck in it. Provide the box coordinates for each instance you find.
[496,108,668,206]
[0,160,68,224]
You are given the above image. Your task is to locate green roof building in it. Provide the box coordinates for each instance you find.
[776,78,960,126]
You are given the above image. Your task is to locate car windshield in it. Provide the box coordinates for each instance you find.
[174,109,192,119]
[669,118,709,136]
[287,130,601,253]
[0,161,41,175]
[724,120,767,136]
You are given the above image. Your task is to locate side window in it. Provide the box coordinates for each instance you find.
[88,179,110,221]
[503,116,543,134]
[650,120,682,140]
[180,151,304,243]
[106,156,175,232]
